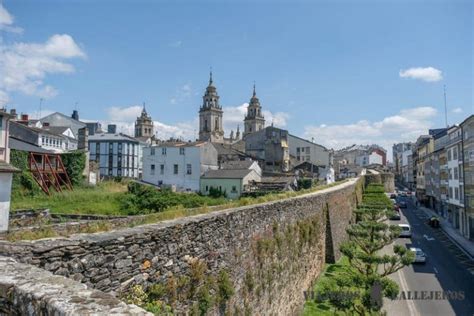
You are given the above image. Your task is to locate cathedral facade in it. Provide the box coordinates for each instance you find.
[135,104,154,142]
[198,72,264,144]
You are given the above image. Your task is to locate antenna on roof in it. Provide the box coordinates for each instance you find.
[443,85,448,128]
[39,98,44,119]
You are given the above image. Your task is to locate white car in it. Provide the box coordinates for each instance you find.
[398,224,412,237]
[410,247,426,263]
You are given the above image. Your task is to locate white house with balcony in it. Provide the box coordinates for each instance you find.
[142,141,218,191]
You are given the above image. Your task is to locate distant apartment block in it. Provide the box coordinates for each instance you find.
[88,132,140,178]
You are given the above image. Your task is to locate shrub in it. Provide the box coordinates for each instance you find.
[60,151,86,186]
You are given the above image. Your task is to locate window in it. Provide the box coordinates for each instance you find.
[454,167,458,180]
[162,148,167,155]
[186,164,192,175]
[151,164,155,175]
[205,185,209,192]
[449,187,453,198]
[215,118,219,130]
[297,147,300,153]
[460,185,464,201]
[0,115,2,128]
[204,119,208,131]
[150,148,155,155]
[449,168,453,180]
[160,164,164,175]
[453,147,458,160]
[455,187,459,200]
[180,148,185,155]
[173,164,178,174]
[306,147,310,154]
[231,185,237,193]
[448,148,452,160]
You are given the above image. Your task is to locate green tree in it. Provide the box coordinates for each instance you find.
[317,184,414,315]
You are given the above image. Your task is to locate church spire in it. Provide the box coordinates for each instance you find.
[209,67,213,86]
[253,82,256,97]
[142,102,147,115]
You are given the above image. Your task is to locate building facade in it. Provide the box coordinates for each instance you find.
[245,126,290,173]
[88,133,140,178]
[199,72,224,143]
[243,85,265,138]
[200,168,261,199]
[445,126,465,234]
[142,141,218,192]
[0,110,17,232]
[9,121,78,153]
[460,115,474,240]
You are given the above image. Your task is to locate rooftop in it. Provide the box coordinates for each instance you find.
[202,169,253,179]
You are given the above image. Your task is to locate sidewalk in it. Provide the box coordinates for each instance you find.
[419,206,474,259]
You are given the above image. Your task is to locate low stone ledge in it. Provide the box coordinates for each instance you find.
[0,256,151,315]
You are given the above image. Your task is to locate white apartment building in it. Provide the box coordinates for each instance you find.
[88,133,140,178]
[142,141,218,192]
[446,126,465,235]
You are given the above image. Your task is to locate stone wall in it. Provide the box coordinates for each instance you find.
[0,256,150,315]
[364,172,395,193]
[0,178,364,315]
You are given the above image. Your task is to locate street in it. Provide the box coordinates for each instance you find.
[384,196,474,316]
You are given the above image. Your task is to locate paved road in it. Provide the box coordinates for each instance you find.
[384,196,474,316]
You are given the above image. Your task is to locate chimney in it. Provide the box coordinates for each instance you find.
[10,109,17,119]
[21,114,29,121]
[107,124,117,134]
[78,127,89,150]
[71,110,79,121]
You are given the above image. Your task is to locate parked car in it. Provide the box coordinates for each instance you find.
[409,247,426,263]
[398,224,412,237]
[400,191,408,197]
[399,201,408,208]
[390,209,401,220]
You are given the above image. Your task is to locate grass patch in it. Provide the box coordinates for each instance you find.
[11,181,128,215]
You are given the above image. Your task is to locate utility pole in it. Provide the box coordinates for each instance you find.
[443,85,448,128]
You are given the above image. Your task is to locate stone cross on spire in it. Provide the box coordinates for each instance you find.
[209,67,213,85]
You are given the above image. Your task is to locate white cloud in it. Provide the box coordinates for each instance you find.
[399,67,443,82]
[0,4,22,33]
[303,106,438,159]
[105,105,143,122]
[0,5,86,103]
[452,107,463,114]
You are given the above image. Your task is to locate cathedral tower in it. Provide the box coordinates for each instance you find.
[135,103,154,138]
[243,84,265,138]
[199,71,224,143]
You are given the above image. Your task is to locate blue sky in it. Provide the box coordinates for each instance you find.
[0,0,472,156]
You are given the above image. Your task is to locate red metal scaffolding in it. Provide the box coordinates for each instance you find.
[28,152,73,195]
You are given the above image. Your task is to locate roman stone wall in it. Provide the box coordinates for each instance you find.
[0,256,150,315]
[0,178,364,315]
